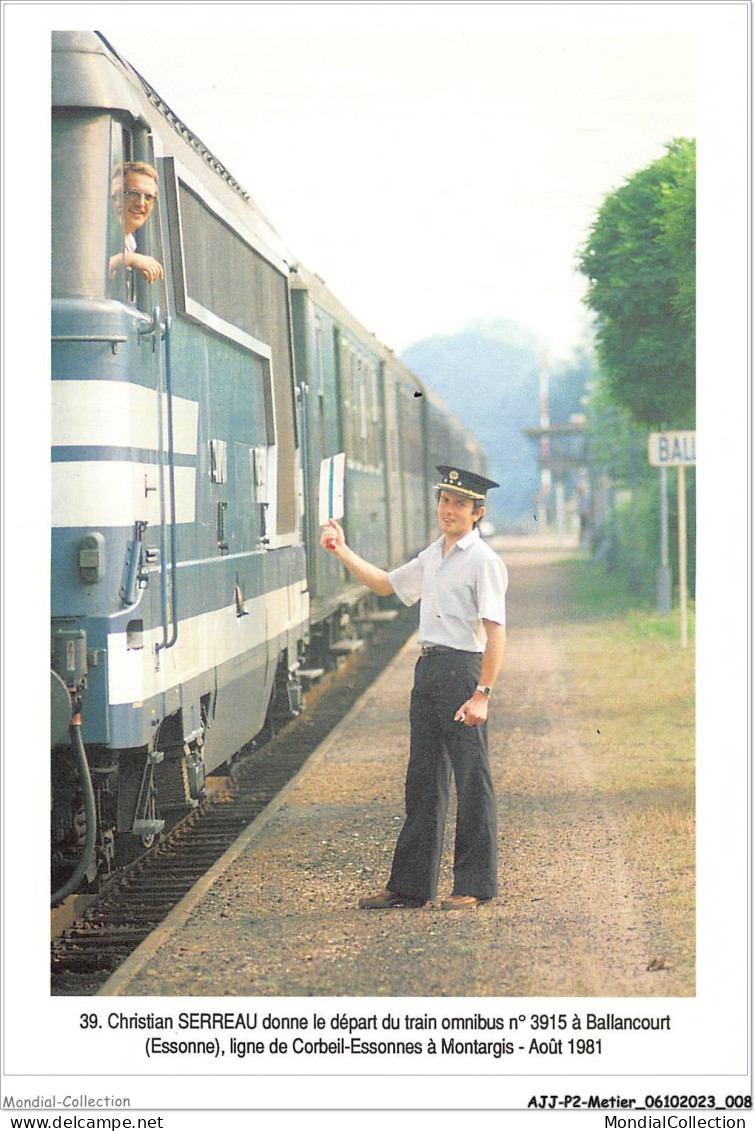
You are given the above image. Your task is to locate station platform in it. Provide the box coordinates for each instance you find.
[99,543,691,999]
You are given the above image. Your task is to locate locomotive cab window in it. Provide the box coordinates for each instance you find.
[108,130,165,309]
[52,113,164,311]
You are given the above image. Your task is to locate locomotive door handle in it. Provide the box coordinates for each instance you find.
[153,306,179,658]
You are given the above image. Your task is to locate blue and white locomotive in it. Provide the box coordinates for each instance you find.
[50,31,488,901]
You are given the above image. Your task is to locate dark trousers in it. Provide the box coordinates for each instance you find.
[387,651,499,902]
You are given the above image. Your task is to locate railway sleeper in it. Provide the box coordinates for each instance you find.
[52,954,130,975]
[55,932,149,949]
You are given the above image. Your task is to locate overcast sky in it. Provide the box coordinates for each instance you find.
[96,6,706,362]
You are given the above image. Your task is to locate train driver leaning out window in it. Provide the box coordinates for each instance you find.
[109,162,165,284]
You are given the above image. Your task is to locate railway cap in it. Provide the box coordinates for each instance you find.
[435,466,500,501]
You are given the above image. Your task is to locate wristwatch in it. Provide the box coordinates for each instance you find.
[475,685,492,697]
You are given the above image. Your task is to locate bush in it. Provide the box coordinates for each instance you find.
[610,469,696,601]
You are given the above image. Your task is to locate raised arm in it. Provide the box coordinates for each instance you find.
[320,520,395,597]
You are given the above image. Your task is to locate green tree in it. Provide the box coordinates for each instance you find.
[657,141,696,332]
[584,377,647,487]
[578,138,696,427]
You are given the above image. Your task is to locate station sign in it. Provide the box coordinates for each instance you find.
[648,431,696,467]
[647,430,695,649]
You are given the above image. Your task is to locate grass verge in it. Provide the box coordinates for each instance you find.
[557,557,696,987]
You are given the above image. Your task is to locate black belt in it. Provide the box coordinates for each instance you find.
[420,644,475,657]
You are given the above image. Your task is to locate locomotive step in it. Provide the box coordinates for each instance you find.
[329,639,365,654]
[298,668,326,682]
[131,819,166,837]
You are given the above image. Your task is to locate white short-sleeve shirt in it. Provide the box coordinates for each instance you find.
[388,528,508,653]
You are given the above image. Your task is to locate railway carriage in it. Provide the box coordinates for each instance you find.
[291,266,485,659]
[290,265,390,631]
[50,30,490,901]
[381,353,432,561]
[422,383,488,488]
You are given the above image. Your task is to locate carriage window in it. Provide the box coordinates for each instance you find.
[314,316,325,399]
[358,363,368,448]
[341,341,356,463]
[367,362,381,468]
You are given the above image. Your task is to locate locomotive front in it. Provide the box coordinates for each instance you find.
[51,32,308,901]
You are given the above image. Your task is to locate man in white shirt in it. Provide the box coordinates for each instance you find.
[320,465,507,910]
[109,162,164,283]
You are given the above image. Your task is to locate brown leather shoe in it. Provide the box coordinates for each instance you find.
[358,887,426,909]
[440,894,490,910]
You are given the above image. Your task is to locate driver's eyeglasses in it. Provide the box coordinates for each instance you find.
[122,190,157,205]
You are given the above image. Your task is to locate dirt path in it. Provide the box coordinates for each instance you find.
[106,545,691,998]
[493,547,672,995]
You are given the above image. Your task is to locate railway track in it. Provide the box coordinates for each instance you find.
[50,607,417,996]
